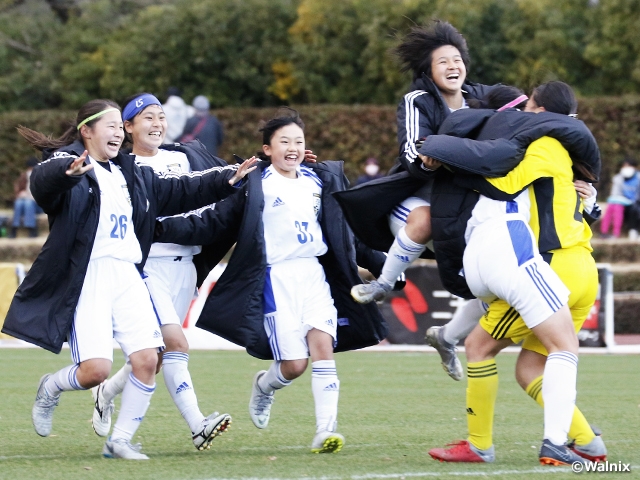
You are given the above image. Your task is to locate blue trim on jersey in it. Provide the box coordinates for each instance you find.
[300,166,323,188]
[506,201,519,213]
[262,169,272,179]
[265,314,281,361]
[391,206,408,223]
[263,266,276,314]
[506,220,534,266]
[525,263,563,311]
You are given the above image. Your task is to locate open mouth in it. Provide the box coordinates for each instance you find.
[107,141,120,148]
[149,131,162,137]
[285,154,298,162]
[446,73,460,81]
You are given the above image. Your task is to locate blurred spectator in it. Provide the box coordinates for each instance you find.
[10,157,39,238]
[600,158,640,238]
[179,95,224,156]
[354,157,383,185]
[162,87,194,143]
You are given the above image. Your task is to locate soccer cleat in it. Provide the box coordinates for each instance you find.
[570,435,607,462]
[32,374,60,437]
[539,439,587,466]
[429,440,495,463]
[350,280,392,304]
[91,381,115,437]
[192,412,232,451]
[249,371,274,429]
[102,436,149,460]
[311,430,345,453]
[425,326,463,381]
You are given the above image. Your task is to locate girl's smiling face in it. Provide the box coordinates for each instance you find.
[80,110,124,161]
[125,105,167,156]
[263,123,305,179]
[430,44,466,95]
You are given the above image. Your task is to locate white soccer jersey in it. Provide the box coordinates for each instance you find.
[89,157,142,263]
[465,189,531,243]
[135,149,201,258]
[262,165,327,265]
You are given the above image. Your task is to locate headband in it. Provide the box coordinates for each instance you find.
[76,108,120,130]
[122,94,162,121]
[497,94,529,112]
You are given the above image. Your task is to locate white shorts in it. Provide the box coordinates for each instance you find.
[143,256,198,326]
[69,257,164,363]
[462,216,569,330]
[263,257,338,361]
[388,181,432,237]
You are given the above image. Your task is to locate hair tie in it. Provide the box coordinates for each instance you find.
[122,94,162,121]
[76,108,120,130]
[497,94,529,112]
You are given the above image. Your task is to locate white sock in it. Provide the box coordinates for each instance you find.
[542,351,578,445]
[442,299,487,345]
[44,364,84,395]
[102,362,133,403]
[258,361,291,394]
[311,360,340,432]
[379,226,426,287]
[110,373,155,442]
[162,352,204,433]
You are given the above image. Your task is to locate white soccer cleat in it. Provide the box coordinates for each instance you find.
[311,430,345,453]
[192,412,232,451]
[32,373,60,437]
[91,381,115,437]
[102,436,149,460]
[350,280,392,304]
[425,326,463,381]
[248,371,274,429]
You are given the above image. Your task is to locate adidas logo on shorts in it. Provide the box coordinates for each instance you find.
[466,407,476,416]
[176,382,192,394]
[325,318,334,326]
[153,330,162,338]
[272,197,285,207]
[323,382,339,391]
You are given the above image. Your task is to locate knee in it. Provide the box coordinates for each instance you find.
[405,208,431,244]
[163,336,189,353]
[280,359,308,380]
[77,360,111,388]
[131,349,160,376]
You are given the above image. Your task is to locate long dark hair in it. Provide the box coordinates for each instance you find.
[531,81,578,116]
[18,99,120,151]
[257,107,305,161]
[394,20,470,80]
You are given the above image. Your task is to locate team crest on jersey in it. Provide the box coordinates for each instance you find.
[121,185,132,206]
[313,193,321,217]
[166,162,182,173]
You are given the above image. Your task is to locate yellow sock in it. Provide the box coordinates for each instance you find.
[466,359,498,451]
[525,375,595,446]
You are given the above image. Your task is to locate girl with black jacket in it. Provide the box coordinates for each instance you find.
[2,99,254,459]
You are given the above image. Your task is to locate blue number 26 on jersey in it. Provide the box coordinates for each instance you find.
[110,214,128,239]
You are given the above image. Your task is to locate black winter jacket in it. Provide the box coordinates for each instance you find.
[156,161,389,360]
[2,140,242,353]
[395,74,494,178]
[419,109,601,298]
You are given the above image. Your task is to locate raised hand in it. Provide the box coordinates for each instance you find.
[65,150,94,176]
[229,156,258,185]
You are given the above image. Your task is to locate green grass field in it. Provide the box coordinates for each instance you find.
[0,349,637,480]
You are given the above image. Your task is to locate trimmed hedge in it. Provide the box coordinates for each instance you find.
[2,98,640,205]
